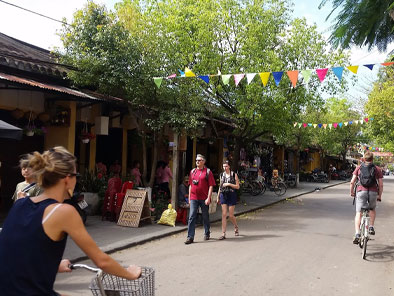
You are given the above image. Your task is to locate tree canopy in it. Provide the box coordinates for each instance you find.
[320,0,394,52]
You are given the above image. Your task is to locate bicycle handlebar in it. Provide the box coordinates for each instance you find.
[69,264,101,273]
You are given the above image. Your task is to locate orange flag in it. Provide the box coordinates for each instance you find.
[382,62,394,66]
[286,70,299,88]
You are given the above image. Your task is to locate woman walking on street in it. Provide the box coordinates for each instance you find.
[0,146,141,296]
[217,160,240,240]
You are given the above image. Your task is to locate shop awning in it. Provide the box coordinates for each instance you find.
[0,120,22,140]
[0,72,123,103]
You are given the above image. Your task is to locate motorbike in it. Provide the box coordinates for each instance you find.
[307,169,329,183]
[284,172,297,188]
[64,182,88,224]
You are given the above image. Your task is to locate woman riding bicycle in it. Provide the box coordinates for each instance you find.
[0,146,141,296]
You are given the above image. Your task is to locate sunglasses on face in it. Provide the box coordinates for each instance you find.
[196,159,204,162]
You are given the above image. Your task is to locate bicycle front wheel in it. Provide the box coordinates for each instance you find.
[251,181,262,196]
[274,183,287,196]
[362,236,368,259]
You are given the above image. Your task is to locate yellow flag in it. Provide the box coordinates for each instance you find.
[347,65,359,74]
[185,67,196,77]
[313,124,317,128]
[259,72,270,87]
[344,122,348,126]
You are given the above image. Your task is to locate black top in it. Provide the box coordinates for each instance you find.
[0,198,67,295]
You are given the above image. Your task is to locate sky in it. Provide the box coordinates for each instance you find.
[0,0,393,102]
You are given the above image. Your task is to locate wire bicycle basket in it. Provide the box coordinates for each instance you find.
[71,264,155,296]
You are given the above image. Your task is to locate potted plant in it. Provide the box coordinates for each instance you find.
[23,125,47,137]
[80,131,95,143]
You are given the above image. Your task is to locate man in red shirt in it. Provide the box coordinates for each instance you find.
[350,152,383,244]
[185,154,216,244]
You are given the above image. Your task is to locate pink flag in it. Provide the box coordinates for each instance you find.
[303,123,307,128]
[316,68,329,83]
[234,74,245,86]
[364,118,369,123]
[333,123,338,128]
[167,73,177,79]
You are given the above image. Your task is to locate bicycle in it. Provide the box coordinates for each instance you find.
[359,207,370,260]
[69,264,155,296]
[269,179,287,196]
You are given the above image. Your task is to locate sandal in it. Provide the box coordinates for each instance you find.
[219,233,226,240]
[234,226,239,236]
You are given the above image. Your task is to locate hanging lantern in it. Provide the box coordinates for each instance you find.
[11,108,24,119]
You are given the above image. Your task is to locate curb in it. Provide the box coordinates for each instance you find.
[72,180,349,263]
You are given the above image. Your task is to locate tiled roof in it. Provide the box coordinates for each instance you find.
[0,32,68,78]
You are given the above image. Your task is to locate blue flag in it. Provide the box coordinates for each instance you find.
[332,67,344,81]
[198,75,210,84]
[272,71,284,86]
[363,64,374,70]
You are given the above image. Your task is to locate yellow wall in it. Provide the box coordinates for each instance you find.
[44,101,76,154]
[304,151,321,172]
[274,146,285,175]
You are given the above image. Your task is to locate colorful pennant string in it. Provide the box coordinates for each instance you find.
[294,117,373,129]
[153,62,393,88]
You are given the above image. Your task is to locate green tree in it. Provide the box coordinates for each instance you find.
[364,64,394,151]
[320,0,394,52]
[136,0,349,168]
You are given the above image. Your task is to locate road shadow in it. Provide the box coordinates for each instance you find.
[207,234,281,243]
[364,244,394,262]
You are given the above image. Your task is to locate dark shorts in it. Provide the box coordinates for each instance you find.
[219,191,237,206]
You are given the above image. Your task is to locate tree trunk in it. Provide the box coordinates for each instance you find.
[141,133,147,185]
[148,132,159,188]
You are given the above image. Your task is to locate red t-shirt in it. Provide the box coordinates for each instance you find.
[353,164,383,192]
[189,167,216,200]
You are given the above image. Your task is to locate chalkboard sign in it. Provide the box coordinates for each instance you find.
[117,189,152,227]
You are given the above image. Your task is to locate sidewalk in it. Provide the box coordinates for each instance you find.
[64,180,348,262]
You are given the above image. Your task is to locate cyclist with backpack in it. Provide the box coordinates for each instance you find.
[350,152,383,244]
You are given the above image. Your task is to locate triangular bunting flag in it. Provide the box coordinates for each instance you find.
[364,64,374,70]
[316,68,329,82]
[298,123,302,128]
[286,70,299,88]
[332,67,344,81]
[185,67,196,77]
[222,74,232,85]
[178,69,185,77]
[329,123,332,129]
[333,123,338,128]
[338,122,343,127]
[301,70,312,83]
[360,119,364,124]
[153,77,163,89]
[318,124,323,128]
[303,123,307,128]
[272,71,284,86]
[259,72,271,87]
[308,123,312,127]
[349,121,353,125]
[313,124,317,128]
[167,73,177,79]
[294,122,298,127]
[382,62,394,66]
[246,73,257,84]
[354,120,359,125]
[323,124,327,129]
[346,65,359,74]
[364,118,369,123]
[198,75,210,84]
[344,122,348,126]
[234,74,245,86]
[370,117,374,121]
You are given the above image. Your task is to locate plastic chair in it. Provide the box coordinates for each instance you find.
[114,181,134,221]
[102,176,122,221]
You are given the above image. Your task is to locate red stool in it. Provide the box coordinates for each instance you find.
[114,181,134,221]
[176,207,188,225]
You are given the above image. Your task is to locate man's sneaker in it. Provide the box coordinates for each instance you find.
[184,238,194,245]
[369,226,375,235]
[353,233,361,244]
[204,234,210,241]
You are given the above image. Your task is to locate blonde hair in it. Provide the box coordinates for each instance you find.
[19,156,30,169]
[28,146,76,188]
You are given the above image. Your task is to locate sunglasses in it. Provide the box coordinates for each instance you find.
[68,173,81,178]
[196,159,204,162]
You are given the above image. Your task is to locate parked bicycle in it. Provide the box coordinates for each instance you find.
[69,264,155,296]
[358,207,371,260]
[269,179,287,196]
[238,170,263,196]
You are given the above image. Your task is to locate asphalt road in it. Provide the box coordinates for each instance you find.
[55,176,394,295]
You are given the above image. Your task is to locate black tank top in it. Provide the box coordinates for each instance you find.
[0,198,67,295]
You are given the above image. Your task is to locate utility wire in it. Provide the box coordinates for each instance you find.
[0,0,69,26]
